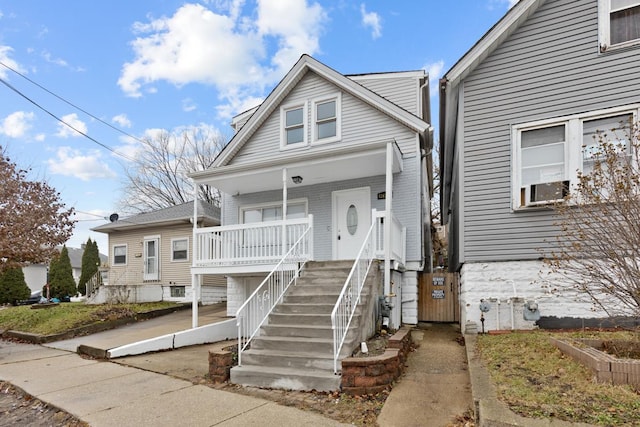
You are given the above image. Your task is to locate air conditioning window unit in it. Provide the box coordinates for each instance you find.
[520,180,569,207]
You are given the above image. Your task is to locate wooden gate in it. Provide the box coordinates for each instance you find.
[418,272,459,322]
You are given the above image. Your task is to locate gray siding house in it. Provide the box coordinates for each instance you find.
[440,0,640,331]
[190,54,433,327]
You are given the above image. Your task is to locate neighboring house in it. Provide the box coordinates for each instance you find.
[92,201,223,304]
[439,0,640,331]
[22,247,107,295]
[189,54,433,326]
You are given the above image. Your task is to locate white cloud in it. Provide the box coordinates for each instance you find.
[56,113,88,138]
[423,60,445,99]
[488,0,519,10]
[360,4,382,39]
[0,45,26,79]
[47,147,117,181]
[118,1,327,117]
[112,114,132,128]
[0,111,34,138]
[182,98,197,112]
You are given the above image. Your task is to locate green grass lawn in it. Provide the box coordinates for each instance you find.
[477,330,640,426]
[0,302,181,336]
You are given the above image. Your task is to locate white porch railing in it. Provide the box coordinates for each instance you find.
[331,211,377,374]
[236,218,314,366]
[194,217,312,267]
[374,210,406,265]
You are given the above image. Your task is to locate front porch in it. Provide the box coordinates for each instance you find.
[191,210,406,275]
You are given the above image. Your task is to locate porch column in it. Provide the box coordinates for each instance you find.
[282,168,288,256]
[384,141,393,315]
[192,189,199,328]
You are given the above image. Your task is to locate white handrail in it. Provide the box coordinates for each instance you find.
[330,210,376,374]
[236,216,314,366]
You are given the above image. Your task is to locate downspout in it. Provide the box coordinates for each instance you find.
[192,189,199,328]
[384,141,393,325]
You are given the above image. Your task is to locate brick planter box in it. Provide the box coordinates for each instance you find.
[209,350,233,383]
[340,327,413,396]
[551,338,640,389]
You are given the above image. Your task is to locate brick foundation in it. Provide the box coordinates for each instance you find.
[340,327,413,395]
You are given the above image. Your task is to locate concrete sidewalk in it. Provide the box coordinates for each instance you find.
[0,340,349,426]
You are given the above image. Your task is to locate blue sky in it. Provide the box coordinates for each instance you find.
[0,0,517,254]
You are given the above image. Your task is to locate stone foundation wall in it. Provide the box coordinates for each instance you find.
[340,327,412,395]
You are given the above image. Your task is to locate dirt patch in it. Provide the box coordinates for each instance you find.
[0,382,88,427]
[601,340,640,359]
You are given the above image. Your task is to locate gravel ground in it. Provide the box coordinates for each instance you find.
[0,382,87,427]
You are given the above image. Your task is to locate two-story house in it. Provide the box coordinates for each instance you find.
[188,54,433,390]
[440,0,640,332]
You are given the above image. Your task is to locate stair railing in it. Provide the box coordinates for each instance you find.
[85,269,104,298]
[236,216,314,367]
[331,210,377,374]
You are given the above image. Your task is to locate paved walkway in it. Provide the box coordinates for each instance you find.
[0,340,349,426]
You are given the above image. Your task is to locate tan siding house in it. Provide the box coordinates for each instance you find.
[92,201,223,304]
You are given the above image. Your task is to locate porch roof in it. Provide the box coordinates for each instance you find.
[190,139,403,195]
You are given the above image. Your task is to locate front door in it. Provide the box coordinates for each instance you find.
[144,237,160,281]
[332,187,371,260]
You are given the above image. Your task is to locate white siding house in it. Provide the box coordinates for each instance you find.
[440,0,640,331]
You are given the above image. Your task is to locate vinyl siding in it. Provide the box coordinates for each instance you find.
[228,71,417,166]
[222,156,422,263]
[461,0,640,262]
[107,224,195,286]
[351,75,419,115]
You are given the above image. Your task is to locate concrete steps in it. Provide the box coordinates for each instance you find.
[230,260,376,392]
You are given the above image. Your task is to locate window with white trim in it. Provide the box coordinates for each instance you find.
[281,104,306,147]
[113,244,127,265]
[171,238,189,261]
[513,107,636,209]
[312,94,341,143]
[599,0,640,51]
[241,200,307,223]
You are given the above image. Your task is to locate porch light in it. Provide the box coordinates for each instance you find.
[292,175,303,184]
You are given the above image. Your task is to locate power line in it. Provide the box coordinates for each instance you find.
[0,60,147,147]
[0,76,137,163]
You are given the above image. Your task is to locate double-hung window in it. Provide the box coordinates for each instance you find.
[113,244,127,265]
[599,0,640,51]
[514,107,637,209]
[171,238,189,261]
[313,94,341,143]
[281,104,306,148]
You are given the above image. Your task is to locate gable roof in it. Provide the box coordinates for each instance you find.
[213,54,430,168]
[443,0,546,87]
[92,200,220,233]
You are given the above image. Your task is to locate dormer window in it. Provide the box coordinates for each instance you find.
[599,0,640,51]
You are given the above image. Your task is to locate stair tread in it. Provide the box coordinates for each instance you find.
[243,349,334,359]
[233,365,339,378]
[255,335,332,343]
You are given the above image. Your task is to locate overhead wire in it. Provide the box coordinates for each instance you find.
[0,60,147,147]
[0,76,137,163]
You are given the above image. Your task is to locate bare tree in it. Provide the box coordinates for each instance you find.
[542,118,640,317]
[431,143,447,269]
[0,147,75,273]
[119,126,227,214]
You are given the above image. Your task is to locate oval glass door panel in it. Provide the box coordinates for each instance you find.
[346,204,358,235]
